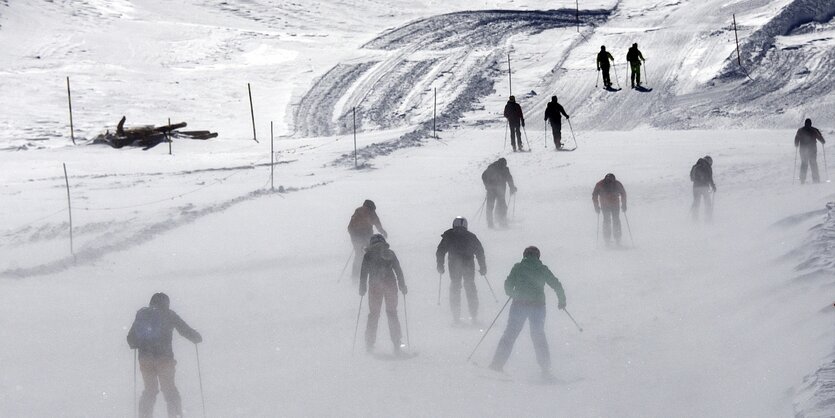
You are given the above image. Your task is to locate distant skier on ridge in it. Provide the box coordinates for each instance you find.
[795,118,826,184]
[597,45,615,89]
[359,234,408,356]
[348,200,388,279]
[626,43,645,88]
[482,158,517,229]
[436,216,487,325]
[503,96,525,152]
[690,155,716,221]
[592,173,627,246]
[543,96,570,149]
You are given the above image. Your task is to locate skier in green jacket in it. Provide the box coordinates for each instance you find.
[489,246,566,379]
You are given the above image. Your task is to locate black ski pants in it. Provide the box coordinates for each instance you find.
[691,186,713,222]
[799,146,820,183]
[630,62,642,86]
[448,257,478,321]
[490,301,550,371]
[366,279,402,349]
[508,121,523,150]
[485,187,508,228]
[549,121,563,148]
[600,65,612,87]
[138,356,182,418]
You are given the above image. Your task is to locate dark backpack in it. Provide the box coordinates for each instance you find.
[690,162,708,183]
[133,308,165,352]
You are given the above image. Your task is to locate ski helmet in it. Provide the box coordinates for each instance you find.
[552,95,558,102]
[509,95,516,102]
[149,292,170,309]
[523,246,541,259]
[363,199,376,210]
[633,43,638,48]
[600,45,606,51]
[369,234,386,245]
[452,216,468,229]
[805,118,812,128]
[704,155,713,166]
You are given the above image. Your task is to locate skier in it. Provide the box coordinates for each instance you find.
[596,45,615,89]
[592,173,627,246]
[543,96,570,149]
[503,96,525,152]
[489,246,566,379]
[795,118,826,184]
[690,156,717,221]
[626,43,645,88]
[481,158,517,229]
[359,234,408,355]
[127,293,202,418]
[347,200,388,279]
[436,216,487,325]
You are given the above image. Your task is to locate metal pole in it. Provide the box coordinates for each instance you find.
[507,53,512,95]
[353,107,358,168]
[437,273,442,306]
[133,349,137,418]
[522,126,531,150]
[466,297,511,362]
[248,83,259,143]
[63,163,75,260]
[612,60,622,89]
[403,293,411,349]
[563,308,584,332]
[270,121,275,191]
[503,120,508,150]
[66,77,75,145]
[624,211,636,247]
[576,0,580,32]
[352,295,364,355]
[195,344,207,418]
[482,275,499,303]
[733,14,741,66]
[337,250,353,283]
[433,87,437,139]
[567,118,578,149]
[167,118,172,155]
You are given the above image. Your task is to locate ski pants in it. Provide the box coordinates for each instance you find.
[138,356,182,418]
[630,62,641,86]
[350,232,372,279]
[490,301,550,371]
[601,205,622,243]
[799,146,820,183]
[508,122,523,150]
[691,186,713,221]
[485,188,508,228]
[366,279,402,349]
[449,257,478,321]
[549,121,563,148]
[600,65,612,87]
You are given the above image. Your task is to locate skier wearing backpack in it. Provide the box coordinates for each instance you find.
[597,45,615,89]
[690,156,717,221]
[359,234,408,355]
[795,119,826,184]
[543,96,570,149]
[592,173,627,246]
[348,200,388,279]
[626,43,645,88]
[481,158,517,229]
[127,293,202,418]
[436,216,487,325]
[503,96,525,152]
[489,246,566,379]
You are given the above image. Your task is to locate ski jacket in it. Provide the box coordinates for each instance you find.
[504,256,565,306]
[544,101,569,124]
[795,126,825,149]
[690,158,715,188]
[127,307,202,359]
[482,162,516,194]
[626,47,644,64]
[348,206,383,238]
[597,51,614,69]
[360,241,405,288]
[436,227,486,271]
[592,179,627,210]
[503,101,524,125]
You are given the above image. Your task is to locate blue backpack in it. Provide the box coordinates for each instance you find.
[134,308,165,351]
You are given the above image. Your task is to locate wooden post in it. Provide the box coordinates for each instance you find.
[733,14,741,66]
[433,87,437,139]
[507,53,512,96]
[167,118,172,155]
[248,83,259,143]
[576,0,580,32]
[353,107,358,168]
[66,77,75,145]
[270,121,275,191]
[63,163,75,260]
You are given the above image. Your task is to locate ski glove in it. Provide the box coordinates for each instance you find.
[510,186,518,195]
[437,265,444,274]
[558,299,566,310]
[521,120,525,127]
[399,283,408,295]
[479,267,487,276]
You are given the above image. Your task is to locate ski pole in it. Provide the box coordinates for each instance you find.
[473,197,487,221]
[133,349,137,418]
[596,211,600,248]
[793,146,798,184]
[643,61,649,86]
[595,69,600,88]
[522,126,532,150]
[503,121,508,150]
[403,293,411,349]
[625,62,630,88]
[563,308,583,332]
[624,211,636,247]
[612,61,622,89]
[482,274,499,303]
[824,144,830,182]
[337,250,354,283]
[567,118,578,149]
[467,297,511,362]
[352,295,364,355]
[437,273,442,306]
[195,344,207,418]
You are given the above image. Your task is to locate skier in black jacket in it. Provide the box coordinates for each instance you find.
[359,234,407,355]
[543,96,570,149]
[690,156,716,221]
[626,43,645,88]
[795,119,826,184]
[503,96,525,152]
[596,45,615,88]
[436,216,487,324]
[482,158,517,228]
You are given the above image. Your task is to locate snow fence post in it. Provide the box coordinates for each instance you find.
[270,121,275,191]
[353,107,358,168]
[66,77,75,145]
[62,163,75,261]
[248,83,259,143]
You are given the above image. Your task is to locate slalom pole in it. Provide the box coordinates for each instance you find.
[793,146,798,184]
[467,297,511,362]
[624,211,636,247]
[563,308,584,332]
[195,344,207,418]
[522,126,532,150]
[482,275,499,303]
[352,295,364,355]
[567,118,578,149]
[337,250,354,283]
[133,349,137,418]
[437,273,442,306]
[403,293,411,349]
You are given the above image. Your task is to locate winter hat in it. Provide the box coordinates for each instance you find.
[704,156,713,166]
[600,45,606,51]
[369,234,386,245]
[363,199,376,211]
[805,118,812,128]
[452,216,468,229]
[604,173,616,181]
[497,158,507,167]
[633,43,638,48]
[150,292,170,309]
[551,95,558,102]
[509,95,516,102]
[523,246,541,259]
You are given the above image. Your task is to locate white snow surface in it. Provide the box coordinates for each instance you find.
[1,1,835,417]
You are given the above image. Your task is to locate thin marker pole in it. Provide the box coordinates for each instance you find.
[67,77,75,145]
[576,0,580,32]
[733,14,741,66]
[353,107,358,168]
[63,163,75,260]
[433,87,437,139]
[507,53,512,95]
[270,121,275,191]
[248,83,259,143]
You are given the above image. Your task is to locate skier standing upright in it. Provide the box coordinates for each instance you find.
[127,293,202,418]
[482,158,517,229]
[592,173,627,246]
[690,156,717,221]
[503,96,525,152]
[597,45,615,89]
[795,118,826,184]
[359,234,408,355]
[626,43,645,88]
[347,200,388,279]
[489,246,566,379]
[436,216,487,325]
[543,96,570,149]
